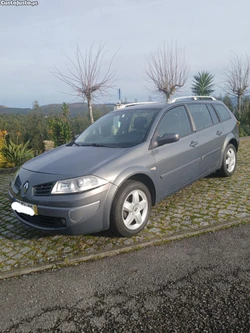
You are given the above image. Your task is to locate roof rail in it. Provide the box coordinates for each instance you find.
[113,101,159,111]
[169,96,216,103]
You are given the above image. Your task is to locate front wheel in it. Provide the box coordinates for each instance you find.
[110,180,151,237]
[219,144,237,177]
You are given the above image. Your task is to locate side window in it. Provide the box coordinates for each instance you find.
[207,104,219,124]
[213,104,232,121]
[187,104,213,131]
[157,106,192,138]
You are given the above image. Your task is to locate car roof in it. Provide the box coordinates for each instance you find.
[112,96,223,112]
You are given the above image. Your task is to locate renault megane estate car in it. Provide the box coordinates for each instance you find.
[9,96,239,237]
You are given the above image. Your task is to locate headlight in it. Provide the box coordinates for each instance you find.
[51,175,108,194]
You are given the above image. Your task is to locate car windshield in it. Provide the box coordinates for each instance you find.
[75,108,160,148]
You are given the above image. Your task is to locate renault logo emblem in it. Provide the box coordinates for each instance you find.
[23,181,29,194]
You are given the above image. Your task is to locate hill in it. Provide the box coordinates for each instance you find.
[40,102,114,116]
[0,107,31,114]
[0,102,114,116]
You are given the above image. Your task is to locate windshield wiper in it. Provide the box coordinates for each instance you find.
[73,141,82,146]
[74,143,118,148]
[66,140,81,147]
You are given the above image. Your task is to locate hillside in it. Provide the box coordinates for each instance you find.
[40,102,114,116]
[0,102,114,116]
[0,107,31,114]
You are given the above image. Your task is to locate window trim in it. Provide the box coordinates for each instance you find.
[206,104,220,124]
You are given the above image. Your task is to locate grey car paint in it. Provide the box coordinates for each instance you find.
[8,99,239,236]
[22,145,127,177]
[198,123,225,175]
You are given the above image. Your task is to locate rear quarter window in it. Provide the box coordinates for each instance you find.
[213,104,232,121]
[207,104,219,124]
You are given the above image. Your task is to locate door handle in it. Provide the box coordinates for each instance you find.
[190,141,198,148]
[216,130,223,136]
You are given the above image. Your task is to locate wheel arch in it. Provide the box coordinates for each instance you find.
[228,138,238,152]
[218,139,237,177]
[126,173,156,206]
[219,134,239,168]
[109,175,155,236]
[102,170,157,231]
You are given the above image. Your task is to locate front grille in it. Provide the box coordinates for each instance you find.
[16,212,66,229]
[34,182,54,196]
[14,175,21,190]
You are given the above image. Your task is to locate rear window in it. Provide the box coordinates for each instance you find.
[187,104,213,131]
[213,104,231,121]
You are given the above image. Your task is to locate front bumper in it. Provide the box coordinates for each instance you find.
[8,169,118,235]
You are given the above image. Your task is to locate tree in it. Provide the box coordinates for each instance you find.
[61,102,70,119]
[222,94,234,112]
[191,71,214,96]
[24,111,48,152]
[48,103,72,147]
[52,43,117,124]
[145,41,189,101]
[237,96,250,136]
[32,100,40,112]
[224,53,250,115]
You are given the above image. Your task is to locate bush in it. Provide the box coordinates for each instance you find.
[0,130,11,168]
[48,103,73,147]
[1,138,34,167]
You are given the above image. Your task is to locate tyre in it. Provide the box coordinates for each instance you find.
[219,144,237,177]
[110,180,151,237]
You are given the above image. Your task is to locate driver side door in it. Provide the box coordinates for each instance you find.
[152,106,200,199]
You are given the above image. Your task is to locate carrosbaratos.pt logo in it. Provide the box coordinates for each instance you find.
[0,0,38,6]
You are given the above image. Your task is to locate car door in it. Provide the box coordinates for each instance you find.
[152,105,200,199]
[187,103,225,176]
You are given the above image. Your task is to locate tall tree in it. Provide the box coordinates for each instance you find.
[52,43,117,124]
[32,100,40,111]
[48,103,72,147]
[224,53,250,115]
[191,71,214,96]
[24,111,48,152]
[145,41,189,101]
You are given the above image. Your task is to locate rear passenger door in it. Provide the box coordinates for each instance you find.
[187,103,224,176]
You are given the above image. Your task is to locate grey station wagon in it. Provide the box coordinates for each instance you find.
[9,96,239,237]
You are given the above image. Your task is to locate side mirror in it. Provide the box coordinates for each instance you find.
[156,133,180,147]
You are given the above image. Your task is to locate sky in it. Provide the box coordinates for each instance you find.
[0,0,250,108]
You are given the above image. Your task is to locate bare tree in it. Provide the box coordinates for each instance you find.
[53,43,117,123]
[145,42,189,101]
[224,53,250,115]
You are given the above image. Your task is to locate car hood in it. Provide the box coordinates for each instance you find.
[22,145,127,177]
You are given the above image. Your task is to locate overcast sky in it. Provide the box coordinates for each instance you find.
[0,0,250,108]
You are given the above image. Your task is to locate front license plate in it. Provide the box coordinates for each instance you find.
[11,199,38,216]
